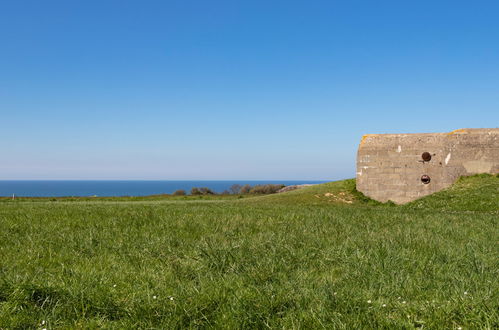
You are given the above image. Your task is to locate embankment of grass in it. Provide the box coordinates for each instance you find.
[249,173,498,211]
[405,173,499,212]
[244,178,381,206]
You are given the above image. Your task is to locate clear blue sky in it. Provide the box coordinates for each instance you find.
[1,1,498,180]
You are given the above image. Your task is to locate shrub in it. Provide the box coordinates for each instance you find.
[239,184,252,194]
[199,187,215,195]
[249,184,285,194]
[191,187,215,195]
[190,187,201,195]
[173,189,186,196]
[230,184,242,195]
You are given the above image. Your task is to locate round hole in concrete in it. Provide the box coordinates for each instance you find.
[422,152,432,162]
[421,175,431,184]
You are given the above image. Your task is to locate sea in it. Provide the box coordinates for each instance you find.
[0,180,327,197]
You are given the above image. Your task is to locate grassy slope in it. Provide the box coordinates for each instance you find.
[253,174,499,210]
[244,179,374,205]
[405,174,499,212]
[0,175,497,328]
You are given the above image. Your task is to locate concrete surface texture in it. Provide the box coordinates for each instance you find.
[356,128,499,204]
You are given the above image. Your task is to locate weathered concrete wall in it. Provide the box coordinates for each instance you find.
[356,128,499,204]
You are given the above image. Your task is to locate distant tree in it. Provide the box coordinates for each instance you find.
[190,187,201,195]
[239,184,252,194]
[199,187,214,195]
[173,189,186,196]
[230,184,242,195]
[221,190,231,195]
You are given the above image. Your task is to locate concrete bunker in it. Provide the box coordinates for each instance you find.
[356,128,499,204]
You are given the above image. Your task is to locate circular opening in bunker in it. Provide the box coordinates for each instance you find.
[421,175,431,184]
[422,152,432,162]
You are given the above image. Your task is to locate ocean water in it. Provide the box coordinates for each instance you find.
[0,180,327,197]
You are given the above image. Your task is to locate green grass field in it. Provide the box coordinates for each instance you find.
[0,175,498,328]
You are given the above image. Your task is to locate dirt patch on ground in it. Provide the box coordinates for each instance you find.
[314,192,354,204]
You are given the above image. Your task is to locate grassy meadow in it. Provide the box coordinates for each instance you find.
[0,175,498,328]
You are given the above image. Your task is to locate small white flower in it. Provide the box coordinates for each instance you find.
[382,304,386,307]
[457,327,462,330]
[41,320,46,325]
[333,292,337,295]
[169,296,174,301]
[402,301,406,304]
[464,291,468,295]
[113,284,117,288]
[153,295,157,299]
[397,296,401,300]
[367,300,372,304]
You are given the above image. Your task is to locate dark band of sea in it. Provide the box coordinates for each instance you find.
[0,180,328,197]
